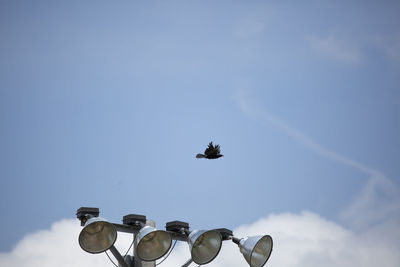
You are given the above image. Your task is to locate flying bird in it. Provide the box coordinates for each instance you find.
[196,142,224,159]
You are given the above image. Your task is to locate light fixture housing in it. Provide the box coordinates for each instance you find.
[238,235,273,267]
[188,230,222,265]
[78,217,117,254]
[136,226,172,261]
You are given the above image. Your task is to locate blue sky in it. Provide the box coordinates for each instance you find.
[0,1,399,265]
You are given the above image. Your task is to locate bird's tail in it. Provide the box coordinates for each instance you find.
[196,153,206,158]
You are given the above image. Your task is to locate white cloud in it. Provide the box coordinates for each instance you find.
[0,211,399,267]
[0,219,111,267]
[306,34,363,64]
[226,212,400,267]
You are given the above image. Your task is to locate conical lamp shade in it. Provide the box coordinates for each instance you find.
[239,235,273,267]
[188,230,222,265]
[79,217,117,254]
[136,226,172,261]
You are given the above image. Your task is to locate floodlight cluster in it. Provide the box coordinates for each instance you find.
[77,207,273,267]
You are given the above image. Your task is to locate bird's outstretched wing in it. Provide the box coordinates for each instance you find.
[204,142,215,155]
[205,142,221,158]
[196,141,223,159]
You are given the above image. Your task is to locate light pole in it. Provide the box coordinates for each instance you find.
[77,207,273,267]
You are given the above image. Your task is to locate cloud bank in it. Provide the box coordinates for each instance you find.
[0,211,399,267]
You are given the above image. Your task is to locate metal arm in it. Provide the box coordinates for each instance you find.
[109,245,129,267]
[181,258,193,267]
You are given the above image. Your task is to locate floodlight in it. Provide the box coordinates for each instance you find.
[136,226,172,261]
[188,230,222,265]
[79,217,117,254]
[234,235,273,267]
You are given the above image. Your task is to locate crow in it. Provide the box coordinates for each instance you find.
[196,142,224,159]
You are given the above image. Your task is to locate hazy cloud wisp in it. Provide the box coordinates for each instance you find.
[234,88,400,231]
